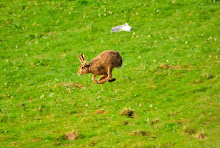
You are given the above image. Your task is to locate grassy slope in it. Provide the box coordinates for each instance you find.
[0,0,219,147]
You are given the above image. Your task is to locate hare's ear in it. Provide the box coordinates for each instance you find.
[81,54,86,63]
[77,54,83,64]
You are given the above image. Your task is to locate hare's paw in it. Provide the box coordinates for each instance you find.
[97,81,106,84]
[108,78,116,82]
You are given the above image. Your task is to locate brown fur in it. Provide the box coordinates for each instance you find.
[77,50,122,84]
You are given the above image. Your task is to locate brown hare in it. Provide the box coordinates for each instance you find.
[77,50,123,84]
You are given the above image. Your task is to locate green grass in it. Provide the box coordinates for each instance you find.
[0,0,219,147]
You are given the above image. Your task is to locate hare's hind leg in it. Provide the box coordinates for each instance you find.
[92,75,98,84]
[99,74,107,81]
[108,78,116,82]
[98,67,113,84]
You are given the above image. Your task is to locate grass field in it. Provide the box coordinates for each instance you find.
[0,0,219,147]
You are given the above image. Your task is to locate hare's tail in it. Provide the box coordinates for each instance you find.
[117,64,123,69]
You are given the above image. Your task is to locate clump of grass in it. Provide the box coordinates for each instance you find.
[120,108,135,118]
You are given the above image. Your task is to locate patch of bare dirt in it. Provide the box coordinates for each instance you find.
[150,118,160,125]
[31,138,42,142]
[10,142,19,147]
[149,136,157,140]
[178,118,190,125]
[130,130,150,136]
[164,143,175,147]
[120,108,135,118]
[191,79,202,85]
[151,85,156,88]
[159,64,193,70]
[64,132,79,141]
[195,133,207,139]
[123,121,129,125]
[95,109,107,114]
[169,113,178,116]
[60,82,83,88]
[194,79,201,83]
[184,127,197,135]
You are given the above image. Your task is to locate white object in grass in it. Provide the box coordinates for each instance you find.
[111,23,132,33]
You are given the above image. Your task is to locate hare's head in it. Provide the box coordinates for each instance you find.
[77,54,90,75]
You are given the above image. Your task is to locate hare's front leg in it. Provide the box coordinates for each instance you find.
[92,75,98,84]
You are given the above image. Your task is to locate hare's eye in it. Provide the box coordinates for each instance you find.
[81,66,84,69]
